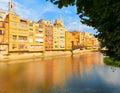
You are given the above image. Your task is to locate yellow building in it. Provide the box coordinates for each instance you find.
[6,14,45,52]
[0,0,100,53]
[7,13,29,52]
[79,32,84,47]
[71,31,80,46]
[92,37,100,50]
[53,26,59,50]
[53,19,66,50]
[65,31,73,50]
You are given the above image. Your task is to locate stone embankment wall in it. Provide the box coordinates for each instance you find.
[0,50,95,62]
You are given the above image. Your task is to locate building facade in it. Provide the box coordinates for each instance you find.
[32,22,44,52]
[0,0,100,54]
[53,19,66,50]
[71,31,80,46]
[38,19,53,51]
[7,13,29,52]
[0,0,15,54]
[0,19,9,54]
[65,31,73,50]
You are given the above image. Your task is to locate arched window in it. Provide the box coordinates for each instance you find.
[11,5,13,8]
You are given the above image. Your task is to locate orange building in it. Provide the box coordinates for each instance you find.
[0,21,5,43]
[38,19,53,51]
[0,20,9,54]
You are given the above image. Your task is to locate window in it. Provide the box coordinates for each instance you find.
[54,40,58,43]
[12,22,17,26]
[11,5,12,8]
[19,23,27,28]
[12,16,16,20]
[29,23,33,27]
[13,35,17,40]
[60,36,64,38]
[0,30,4,35]
[60,45,64,48]
[39,24,43,28]
[19,36,27,40]
[29,28,33,31]
[60,40,64,43]
[55,45,58,48]
[19,44,24,49]
[60,32,64,35]
[19,44,27,49]
[12,44,17,49]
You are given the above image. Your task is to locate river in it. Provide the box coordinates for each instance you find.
[0,52,120,93]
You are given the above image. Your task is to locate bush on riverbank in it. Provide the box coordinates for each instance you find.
[104,57,120,67]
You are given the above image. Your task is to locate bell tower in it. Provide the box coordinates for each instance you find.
[8,0,16,13]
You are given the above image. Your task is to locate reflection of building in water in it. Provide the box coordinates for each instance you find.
[64,52,103,78]
[43,59,54,92]
[0,52,104,93]
[53,58,66,89]
[65,56,73,78]
[72,56,81,77]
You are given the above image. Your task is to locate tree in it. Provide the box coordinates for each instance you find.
[48,0,120,61]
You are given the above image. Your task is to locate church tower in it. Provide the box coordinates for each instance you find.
[8,0,16,13]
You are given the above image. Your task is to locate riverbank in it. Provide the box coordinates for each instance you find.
[104,57,120,67]
[0,49,95,62]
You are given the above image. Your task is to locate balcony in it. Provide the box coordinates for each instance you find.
[35,38,43,43]
[35,34,43,37]
[38,28,43,31]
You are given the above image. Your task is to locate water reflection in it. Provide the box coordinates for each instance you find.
[0,52,120,93]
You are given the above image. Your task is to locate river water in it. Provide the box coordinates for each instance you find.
[0,52,120,93]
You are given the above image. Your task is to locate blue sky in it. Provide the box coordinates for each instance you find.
[0,0,97,34]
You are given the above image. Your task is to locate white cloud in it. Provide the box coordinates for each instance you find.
[64,16,97,33]
[0,0,8,3]
[0,0,96,33]
[68,23,97,34]
[0,0,8,10]
[14,1,61,21]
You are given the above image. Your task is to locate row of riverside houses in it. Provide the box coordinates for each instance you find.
[0,0,100,54]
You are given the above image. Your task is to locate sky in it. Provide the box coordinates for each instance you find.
[0,0,97,34]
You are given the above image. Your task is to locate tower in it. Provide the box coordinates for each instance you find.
[8,0,16,13]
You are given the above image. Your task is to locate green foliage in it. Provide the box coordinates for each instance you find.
[104,57,120,67]
[47,0,75,8]
[48,0,120,61]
